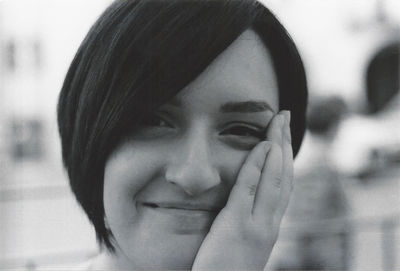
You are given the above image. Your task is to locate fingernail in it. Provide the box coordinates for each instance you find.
[283,112,292,143]
[281,110,291,124]
[277,113,285,128]
[285,127,292,143]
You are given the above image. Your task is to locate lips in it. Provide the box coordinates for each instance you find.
[140,201,222,213]
[137,201,223,234]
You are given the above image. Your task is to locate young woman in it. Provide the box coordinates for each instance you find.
[57,0,308,269]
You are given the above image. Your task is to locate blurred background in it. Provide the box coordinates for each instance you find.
[0,0,399,270]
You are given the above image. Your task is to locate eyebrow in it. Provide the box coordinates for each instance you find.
[165,98,274,113]
[220,101,274,113]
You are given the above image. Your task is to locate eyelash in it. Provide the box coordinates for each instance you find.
[220,124,265,140]
[141,114,173,128]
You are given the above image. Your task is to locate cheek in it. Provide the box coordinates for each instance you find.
[103,142,164,227]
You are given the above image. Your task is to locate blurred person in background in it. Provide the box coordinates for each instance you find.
[332,41,400,180]
[57,0,307,270]
[275,95,349,270]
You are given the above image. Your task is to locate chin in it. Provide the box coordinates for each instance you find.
[116,227,208,270]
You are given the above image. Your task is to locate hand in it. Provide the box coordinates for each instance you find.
[192,111,293,271]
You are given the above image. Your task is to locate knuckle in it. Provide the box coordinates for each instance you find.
[272,177,283,189]
[248,184,257,196]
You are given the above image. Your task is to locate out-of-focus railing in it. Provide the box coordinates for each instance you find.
[277,214,400,271]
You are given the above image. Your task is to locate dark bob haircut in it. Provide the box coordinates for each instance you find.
[58,0,308,250]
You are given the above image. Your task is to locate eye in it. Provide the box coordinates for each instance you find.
[129,113,176,140]
[221,124,264,140]
[141,114,173,128]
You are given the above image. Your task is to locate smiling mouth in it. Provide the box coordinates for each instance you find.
[139,201,221,234]
[141,202,222,213]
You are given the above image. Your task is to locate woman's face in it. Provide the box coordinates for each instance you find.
[103,29,279,270]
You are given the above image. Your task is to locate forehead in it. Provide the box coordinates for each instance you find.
[173,29,279,113]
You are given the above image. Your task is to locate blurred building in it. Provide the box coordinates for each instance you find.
[0,0,112,269]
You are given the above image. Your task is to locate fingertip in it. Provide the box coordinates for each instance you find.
[277,113,285,126]
[281,110,291,124]
[265,113,285,141]
[281,111,292,143]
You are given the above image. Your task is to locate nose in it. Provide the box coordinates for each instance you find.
[165,131,221,196]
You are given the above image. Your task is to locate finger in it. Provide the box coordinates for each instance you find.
[276,111,294,220]
[226,141,270,216]
[265,113,284,144]
[253,142,282,218]
[253,114,285,218]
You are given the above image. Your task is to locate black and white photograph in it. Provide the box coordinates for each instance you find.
[0,0,399,270]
